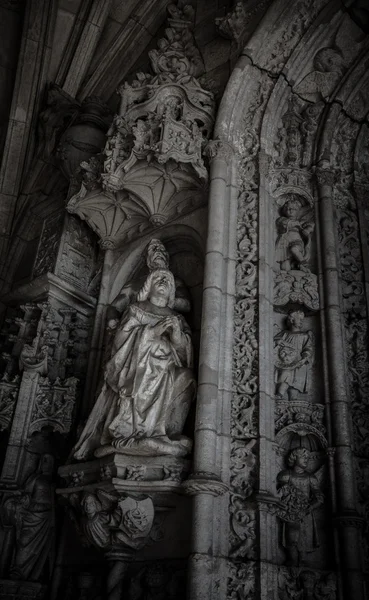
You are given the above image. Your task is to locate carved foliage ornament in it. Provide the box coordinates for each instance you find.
[229,76,272,598]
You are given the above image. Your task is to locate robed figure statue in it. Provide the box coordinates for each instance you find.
[73,268,196,460]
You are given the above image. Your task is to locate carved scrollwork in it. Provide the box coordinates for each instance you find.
[278,567,336,600]
[0,381,18,431]
[227,561,256,599]
[228,77,271,597]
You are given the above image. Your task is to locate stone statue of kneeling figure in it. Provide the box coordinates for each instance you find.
[73,268,196,460]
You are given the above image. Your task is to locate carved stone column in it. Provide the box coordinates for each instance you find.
[183,140,236,600]
[316,165,364,600]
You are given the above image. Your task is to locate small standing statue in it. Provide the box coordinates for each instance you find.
[275,195,315,272]
[3,454,55,581]
[274,310,314,399]
[73,266,196,460]
[277,448,324,566]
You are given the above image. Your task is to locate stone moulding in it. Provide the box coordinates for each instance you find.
[182,473,229,496]
[58,454,192,496]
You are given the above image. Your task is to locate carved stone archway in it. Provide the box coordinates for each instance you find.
[192,1,369,599]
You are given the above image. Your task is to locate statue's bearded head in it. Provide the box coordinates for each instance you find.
[137,269,176,308]
[146,239,169,271]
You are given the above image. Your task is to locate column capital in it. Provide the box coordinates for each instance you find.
[204,139,235,165]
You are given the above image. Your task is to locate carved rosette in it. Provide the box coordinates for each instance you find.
[67,4,215,249]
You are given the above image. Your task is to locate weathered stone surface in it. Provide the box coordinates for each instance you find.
[1,1,369,599]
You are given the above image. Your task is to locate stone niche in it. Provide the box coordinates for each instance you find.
[56,231,205,600]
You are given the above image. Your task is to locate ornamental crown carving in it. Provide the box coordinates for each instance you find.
[67,1,214,248]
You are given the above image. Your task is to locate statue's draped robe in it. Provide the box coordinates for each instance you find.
[74,301,193,460]
[11,474,53,580]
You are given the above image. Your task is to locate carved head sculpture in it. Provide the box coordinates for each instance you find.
[137,269,176,308]
[146,239,170,270]
[81,493,101,518]
[286,310,305,331]
[287,447,310,470]
[281,195,302,217]
[313,47,343,74]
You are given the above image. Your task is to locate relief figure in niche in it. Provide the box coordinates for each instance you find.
[274,310,314,399]
[3,454,55,581]
[73,267,196,460]
[275,195,315,272]
[79,491,153,551]
[277,448,324,566]
[110,238,190,317]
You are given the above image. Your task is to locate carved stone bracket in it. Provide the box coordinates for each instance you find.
[278,566,337,600]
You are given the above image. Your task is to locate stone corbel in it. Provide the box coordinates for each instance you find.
[63,488,155,600]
